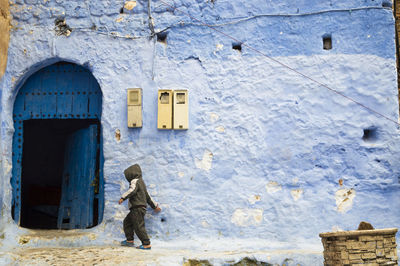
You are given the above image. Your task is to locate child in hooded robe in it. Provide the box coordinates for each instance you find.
[119,164,161,249]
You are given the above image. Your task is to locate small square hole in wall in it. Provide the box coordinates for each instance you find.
[382,0,392,8]
[232,42,242,52]
[157,32,168,44]
[362,127,378,142]
[323,35,332,50]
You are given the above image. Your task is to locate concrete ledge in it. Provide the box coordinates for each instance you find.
[319,228,398,238]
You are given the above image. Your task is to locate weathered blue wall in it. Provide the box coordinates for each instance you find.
[0,0,399,263]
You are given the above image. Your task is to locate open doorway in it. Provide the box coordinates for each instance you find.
[12,61,104,229]
[20,119,100,229]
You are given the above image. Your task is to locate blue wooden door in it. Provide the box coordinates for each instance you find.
[12,62,104,227]
[57,125,98,229]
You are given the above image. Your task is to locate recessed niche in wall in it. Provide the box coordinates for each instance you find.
[362,127,378,142]
[157,32,168,44]
[232,42,242,52]
[382,0,392,8]
[323,34,332,50]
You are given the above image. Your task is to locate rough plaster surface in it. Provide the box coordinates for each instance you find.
[0,0,399,263]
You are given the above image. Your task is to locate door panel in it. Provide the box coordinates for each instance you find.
[57,125,98,229]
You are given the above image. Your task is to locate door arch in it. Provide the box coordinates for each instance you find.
[12,61,104,229]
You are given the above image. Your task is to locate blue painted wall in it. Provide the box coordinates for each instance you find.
[0,0,399,261]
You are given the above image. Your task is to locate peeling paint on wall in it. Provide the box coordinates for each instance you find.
[215,126,225,133]
[335,188,356,213]
[195,149,213,171]
[331,225,343,232]
[215,44,223,51]
[290,189,303,201]
[209,113,219,122]
[124,1,137,11]
[115,129,121,142]
[115,16,124,23]
[266,181,282,194]
[248,195,261,204]
[231,208,263,227]
[201,220,210,228]
[3,160,11,176]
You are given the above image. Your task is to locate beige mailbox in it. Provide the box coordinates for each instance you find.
[157,89,173,129]
[127,88,142,128]
[173,90,188,130]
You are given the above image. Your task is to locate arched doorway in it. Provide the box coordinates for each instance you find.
[12,62,104,229]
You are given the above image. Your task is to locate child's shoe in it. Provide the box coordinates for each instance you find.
[120,240,135,247]
[136,245,151,250]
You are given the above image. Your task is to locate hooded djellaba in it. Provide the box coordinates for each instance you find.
[121,164,157,209]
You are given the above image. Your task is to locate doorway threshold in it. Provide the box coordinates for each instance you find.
[19,229,97,246]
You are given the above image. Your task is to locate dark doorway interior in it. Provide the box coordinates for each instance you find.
[20,119,100,229]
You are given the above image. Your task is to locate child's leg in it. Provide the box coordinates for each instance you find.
[123,210,135,242]
[132,208,151,246]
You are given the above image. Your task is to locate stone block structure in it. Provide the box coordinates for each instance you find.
[320,228,398,265]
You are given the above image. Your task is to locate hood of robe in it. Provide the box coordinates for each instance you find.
[124,164,142,182]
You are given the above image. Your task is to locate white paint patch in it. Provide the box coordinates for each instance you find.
[332,225,343,232]
[195,149,213,171]
[178,172,185,178]
[290,189,303,201]
[248,195,261,204]
[114,210,127,220]
[201,220,210,228]
[335,188,356,213]
[266,181,282,193]
[4,160,12,175]
[210,113,219,122]
[231,208,263,227]
[124,1,137,10]
[215,126,225,133]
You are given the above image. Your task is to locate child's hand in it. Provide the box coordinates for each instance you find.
[154,205,161,213]
[118,198,124,205]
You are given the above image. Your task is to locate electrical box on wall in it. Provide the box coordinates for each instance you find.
[157,89,173,129]
[127,88,142,128]
[173,90,189,130]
